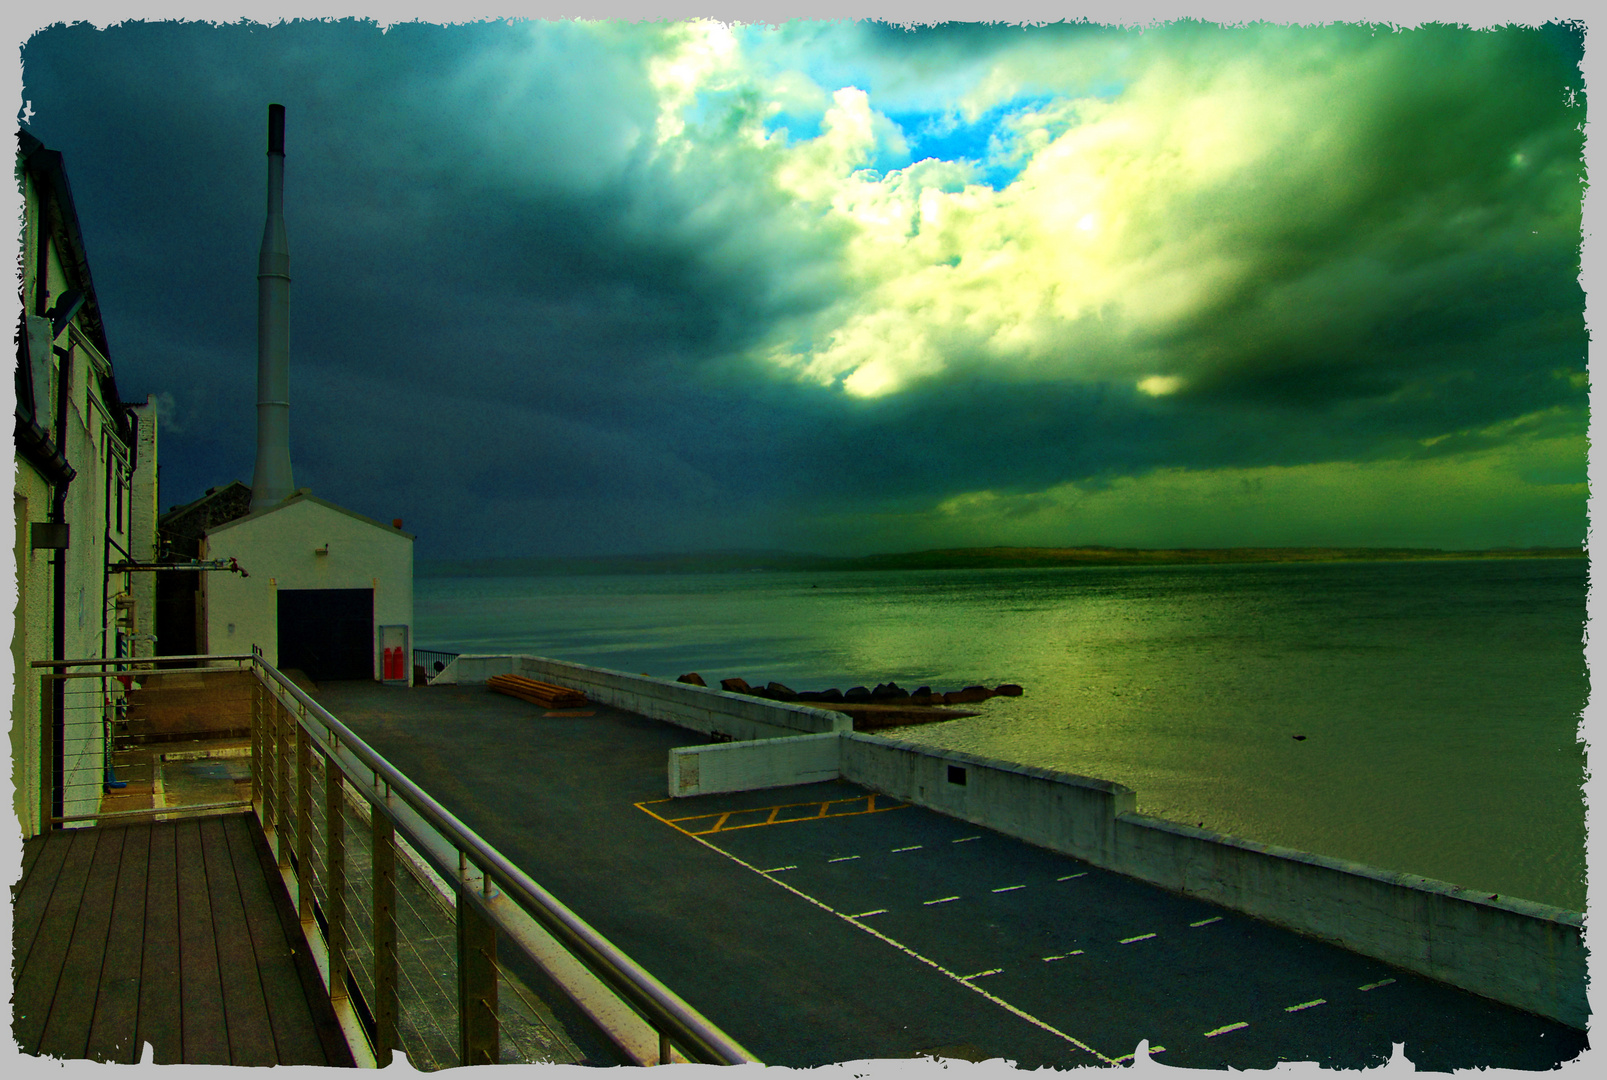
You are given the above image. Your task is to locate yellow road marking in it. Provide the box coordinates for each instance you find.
[636,793,907,836]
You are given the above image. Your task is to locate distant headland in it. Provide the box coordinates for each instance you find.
[418,545,1584,578]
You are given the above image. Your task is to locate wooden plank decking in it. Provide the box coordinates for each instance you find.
[12,813,353,1066]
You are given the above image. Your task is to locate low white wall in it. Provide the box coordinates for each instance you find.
[436,655,513,685]
[440,654,851,741]
[840,732,1586,1031]
[840,732,1133,867]
[669,733,843,796]
[1113,812,1587,1030]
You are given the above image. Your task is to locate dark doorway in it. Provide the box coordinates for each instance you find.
[278,589,374,681]
[155,570,199,658]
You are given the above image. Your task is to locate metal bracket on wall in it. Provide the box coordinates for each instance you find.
[30,522,69,550]
[109,557,249,577]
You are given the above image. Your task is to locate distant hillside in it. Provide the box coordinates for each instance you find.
[418,545,1583,577]
[826,545,1585,571]
[417,550,840,577]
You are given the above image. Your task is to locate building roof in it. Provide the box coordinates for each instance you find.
[159,480,254,536]
[16,129,134,462]
[204,488,416,542]
[18,130,113,364]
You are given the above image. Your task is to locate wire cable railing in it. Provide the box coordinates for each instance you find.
[247,648,760,1068]
[34,650,757,1068]
[34,654,257,826]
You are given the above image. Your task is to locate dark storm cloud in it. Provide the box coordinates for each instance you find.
[17,18,1589,555]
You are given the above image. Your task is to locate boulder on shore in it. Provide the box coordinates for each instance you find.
[994,684,1023,697]
[944,685,993,705]
[766,682,799,701]
[720,677,752,694]
[843,686,872,702]
[677,673,707,687]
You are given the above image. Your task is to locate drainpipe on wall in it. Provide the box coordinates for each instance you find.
[35,191,72,827]
[49,350,70,827]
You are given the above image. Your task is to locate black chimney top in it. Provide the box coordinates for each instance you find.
[267,104,285,155]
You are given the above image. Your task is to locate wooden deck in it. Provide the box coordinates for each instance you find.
[12,813,353,1066]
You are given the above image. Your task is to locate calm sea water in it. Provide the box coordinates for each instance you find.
[415,558,1589,911]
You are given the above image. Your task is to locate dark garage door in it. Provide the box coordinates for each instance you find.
[278,588,374,681]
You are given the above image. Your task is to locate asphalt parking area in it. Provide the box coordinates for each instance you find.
[640,788,1588,1071]
[310,683,1584,1070]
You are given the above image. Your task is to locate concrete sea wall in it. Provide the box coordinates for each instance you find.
[1112,811,1586,1031]
[432,656,1585,1029]
[837,732,1586,1032]
[439,654,849,741]
[838,734,1133,866]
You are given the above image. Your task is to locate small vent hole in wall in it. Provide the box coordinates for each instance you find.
[948,765,967,786]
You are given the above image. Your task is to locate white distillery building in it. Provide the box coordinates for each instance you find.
[199,491,415,683]
[13,131,155,834]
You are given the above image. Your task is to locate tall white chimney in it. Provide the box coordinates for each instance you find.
[251,103,294,511]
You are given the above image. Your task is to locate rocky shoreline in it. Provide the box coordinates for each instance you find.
[674,674,1022,730]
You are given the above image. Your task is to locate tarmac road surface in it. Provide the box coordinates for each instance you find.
[315,681,1587,1070]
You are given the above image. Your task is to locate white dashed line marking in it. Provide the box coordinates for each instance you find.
[761,865,798,874]
[1190,916,1223,927]
[1042,951,1084,961]
[924,895,961,906]
[637,805,1118,1066]
[892,845,923,853]
[851,909,888,919]
[1203,1022,1248,1038]
[1058,873,1087,881]
[953,835,981,843]
[1359,978,1397,992]
[827,855,860,863]
[1285,999,1326,1012]
[992,885,1025,893]
[962,969,1003,981]
[1119,933,1157,944]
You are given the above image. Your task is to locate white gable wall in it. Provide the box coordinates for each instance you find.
[201,497,413,677]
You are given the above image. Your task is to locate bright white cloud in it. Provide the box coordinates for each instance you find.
[621,24,1579,402]
[648,19,743,146]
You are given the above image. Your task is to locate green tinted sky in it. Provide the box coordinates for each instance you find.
[19,16,1588,556]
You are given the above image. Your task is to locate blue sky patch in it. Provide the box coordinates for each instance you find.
[885,95,1061,190]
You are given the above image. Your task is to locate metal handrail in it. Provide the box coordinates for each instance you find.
[38,665,255,680]
[39,655,259,829]
[250,655,759,1066]
[32,653,255,667]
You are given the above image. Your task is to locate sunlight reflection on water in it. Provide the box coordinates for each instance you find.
[417,558,1588,910]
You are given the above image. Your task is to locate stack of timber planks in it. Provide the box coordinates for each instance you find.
[488,673,589,709]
